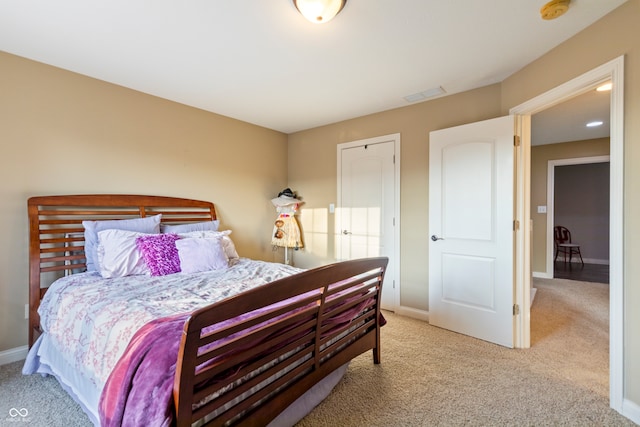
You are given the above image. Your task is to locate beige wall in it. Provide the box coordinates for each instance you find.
[0,51,288,351]
[288,85,503,311]
[530,138,610,272]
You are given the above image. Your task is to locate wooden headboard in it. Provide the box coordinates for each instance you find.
[27,194,216,347]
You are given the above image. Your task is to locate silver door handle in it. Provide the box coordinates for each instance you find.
[431,235,444,241]
[343,230,352,235]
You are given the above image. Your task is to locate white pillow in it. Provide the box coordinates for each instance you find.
[176,237,229,274]
[160,220,220,234]
[96,229,150,278]
[179,230,240,263]
[83,214,161,272]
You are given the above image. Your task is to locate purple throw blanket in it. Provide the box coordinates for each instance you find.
[99,313,188,427]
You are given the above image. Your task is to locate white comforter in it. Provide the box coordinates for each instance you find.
[32,258,301,396]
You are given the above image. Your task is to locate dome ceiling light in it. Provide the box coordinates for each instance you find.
[293,0,347,24]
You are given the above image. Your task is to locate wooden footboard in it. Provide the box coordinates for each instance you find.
[174,257,388,426]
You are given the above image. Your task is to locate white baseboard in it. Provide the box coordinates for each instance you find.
[533,271,553,279]
[554,258,609,265]
[530,287,537,306]
[396,305,429,322]
[579,258,609,265]
[0,345,27,366]
[622,398,640,425]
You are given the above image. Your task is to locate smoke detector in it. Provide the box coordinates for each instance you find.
[540,0,570,20]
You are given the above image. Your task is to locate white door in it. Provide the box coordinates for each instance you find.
[429,116,515,348]
[338,135,398,311]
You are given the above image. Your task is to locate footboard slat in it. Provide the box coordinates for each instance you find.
[195,292,320,352]
[192,316,318,386]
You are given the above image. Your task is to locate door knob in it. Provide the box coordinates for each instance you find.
[343,230,352,235]
[431,235,444,241]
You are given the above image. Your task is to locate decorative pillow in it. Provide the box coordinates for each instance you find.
[96,229,151,278]
[83,214,162,272]
[179,230,240,263]
[176,237,229,274]
[136,234,181,276]
[221,236,240,265]
[160,220,219,234]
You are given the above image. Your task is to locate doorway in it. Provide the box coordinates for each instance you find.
[548,158,610,283]
[510,55,624,411]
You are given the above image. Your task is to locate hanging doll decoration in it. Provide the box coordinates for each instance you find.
[271,188,303,264]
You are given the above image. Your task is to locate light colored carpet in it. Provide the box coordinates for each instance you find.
[0,359,89,426]
[298,278,633,426]
[0,278,635,426]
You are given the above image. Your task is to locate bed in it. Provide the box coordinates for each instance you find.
[23,194,388,426]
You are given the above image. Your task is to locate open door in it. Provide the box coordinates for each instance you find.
[429,116,515,348]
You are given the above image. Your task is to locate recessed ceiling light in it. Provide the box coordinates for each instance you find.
[586,121,604,127]
[596,82,612,92]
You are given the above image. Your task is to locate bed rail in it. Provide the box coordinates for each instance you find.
[27,194,216,347]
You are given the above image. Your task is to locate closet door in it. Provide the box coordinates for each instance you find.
[338,134,399,311]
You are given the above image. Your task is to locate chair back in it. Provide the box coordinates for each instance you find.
[554,226,572,245]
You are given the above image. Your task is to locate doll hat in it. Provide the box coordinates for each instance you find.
[271,188,302,207]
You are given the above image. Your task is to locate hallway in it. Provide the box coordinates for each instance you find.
[554,262,609,284]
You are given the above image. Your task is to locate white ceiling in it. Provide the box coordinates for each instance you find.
[0,0,625,134]
[532,85,611,145]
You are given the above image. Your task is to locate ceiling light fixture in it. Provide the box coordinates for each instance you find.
[540,0,571,20]
[586,121,604,127]
[293,0,347,24]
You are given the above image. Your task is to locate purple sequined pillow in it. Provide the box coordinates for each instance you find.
[135,233,181,276]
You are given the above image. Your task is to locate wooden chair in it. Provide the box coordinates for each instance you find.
[554,225,584,265]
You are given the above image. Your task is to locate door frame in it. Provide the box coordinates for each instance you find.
[545,155,610,277]
[510,56,624,411]
[336,133,401,311]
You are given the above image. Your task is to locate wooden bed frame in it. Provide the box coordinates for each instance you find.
[28,194,388,426]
